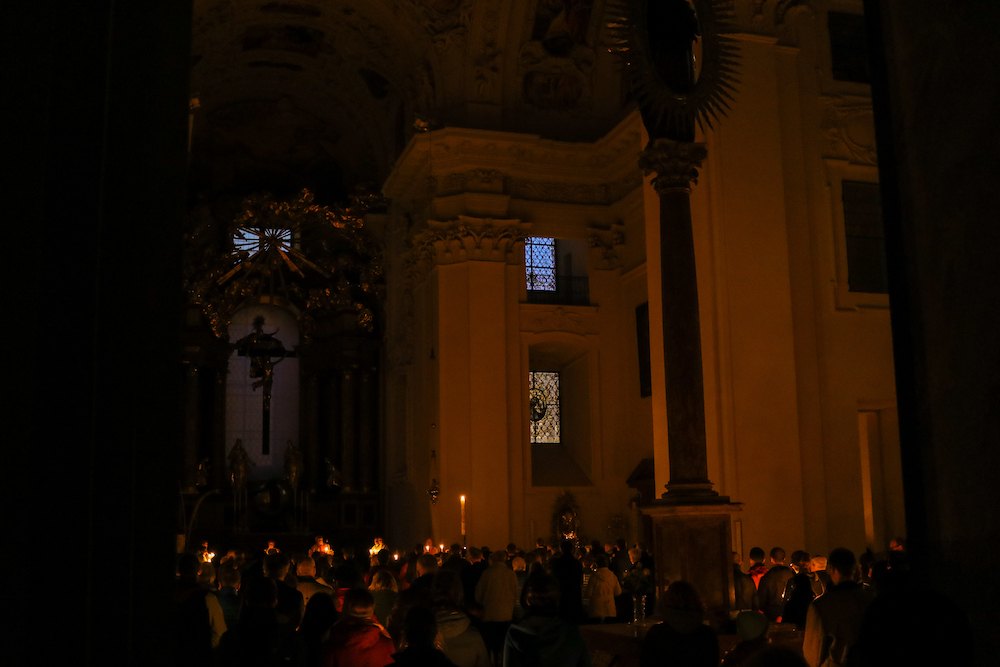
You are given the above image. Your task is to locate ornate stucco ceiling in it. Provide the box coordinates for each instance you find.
[187,0,827,205]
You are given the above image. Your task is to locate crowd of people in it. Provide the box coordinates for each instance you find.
[174,534,968,667]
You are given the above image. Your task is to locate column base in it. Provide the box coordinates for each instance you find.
[641,501,742,626]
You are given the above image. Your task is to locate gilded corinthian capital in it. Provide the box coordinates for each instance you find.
[638,139,709,193]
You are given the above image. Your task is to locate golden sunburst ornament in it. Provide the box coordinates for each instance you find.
[605,0,740,139]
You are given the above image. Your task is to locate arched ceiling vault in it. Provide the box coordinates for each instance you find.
[190,0,439,204]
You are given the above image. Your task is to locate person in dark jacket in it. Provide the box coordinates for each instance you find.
[550,540,584,621]
[391,605,459,667]
[802,548,873,667]
[639,580,719,667]
[757,547,794,622]
[781,551,816,628]
[733,552,758,612]
[504,574,592,667]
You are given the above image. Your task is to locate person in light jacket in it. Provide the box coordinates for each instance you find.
[585,554,621,622]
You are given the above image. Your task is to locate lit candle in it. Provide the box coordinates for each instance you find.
[461,495,466,537]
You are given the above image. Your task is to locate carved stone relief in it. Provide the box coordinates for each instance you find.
[472,1,504,101]
[416,0,472,52]
[405,217,527,282]
[588,224,626,271]
[820,96,877,166]
[519,0,596,111]
[520,305,599,335]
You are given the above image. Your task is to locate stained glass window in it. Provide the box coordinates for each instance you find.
[529,371,560,444]
[525,237,556,291]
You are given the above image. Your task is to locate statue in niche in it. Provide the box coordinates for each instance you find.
[229,439,254,493]
[551,490,581,546]
[559,507,580,543]
[195,458,210,487]
[284,441,303,489]
[324,457,342,489]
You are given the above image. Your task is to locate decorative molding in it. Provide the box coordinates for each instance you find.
[509,172,642,206]
[820,96,877,166]
[405,216,526,282]
[520,305,599,335]
[638,139,708,193]
[588,224,627,271]
[472,0,503,102]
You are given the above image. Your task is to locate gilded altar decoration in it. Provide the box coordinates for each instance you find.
[184,188,384,341]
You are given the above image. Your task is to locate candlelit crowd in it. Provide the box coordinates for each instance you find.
[175,534,971,667]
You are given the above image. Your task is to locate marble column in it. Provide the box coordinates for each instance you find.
[638,139,717,498]
[638,138,740,623]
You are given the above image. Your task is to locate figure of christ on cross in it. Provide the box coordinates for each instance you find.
[233,315,293,455]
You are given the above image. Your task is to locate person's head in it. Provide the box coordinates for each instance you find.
[889,536,906,552]
[197,562,216,589]
[218,564,241,590]
[416,552,439,577]
[489,550,508,565]
[506,542,517,554]
[332,563,359,589]
[467,547,483,563]
[314,535,326,545]
[342,546,355,559]
[736,610,769,642]
[660,580,705,614]
[524,574,560,611]
[263,552,291,580]
[628,547,642,565]
[431,568,464,607]
[243,577,278,610]
[560,539,574,555]
[511,556,526,572]
[827,547,857,584]
[595,554,610,569]
[376,549,390,566]
[733,551,743,566]
[615,538,627,551]
[403,605,438,649]
[535,537,546,549]
[790,550,810,572]
[810,555,827,574]
[177,552,202,582]
[369,569,398,592]
[296,556,316,577]
[449,543,462,557]
[770,547,786,564]
[343,588,376,619]
[749,547,765,564]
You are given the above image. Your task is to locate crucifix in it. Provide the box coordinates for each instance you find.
[233,315,294,455]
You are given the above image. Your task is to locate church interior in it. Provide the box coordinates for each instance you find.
[11,0,999,664]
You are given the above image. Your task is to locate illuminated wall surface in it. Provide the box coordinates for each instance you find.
[176,0,900,558]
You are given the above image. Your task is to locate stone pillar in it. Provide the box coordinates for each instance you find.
[302,372,320,492]
[358,368,376,492]
[639,138,741,623]
[325,373,341,486]
[638,139,716,497]
[341,367,357,491]
[181,364,200,491]
[212,370,227,490]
